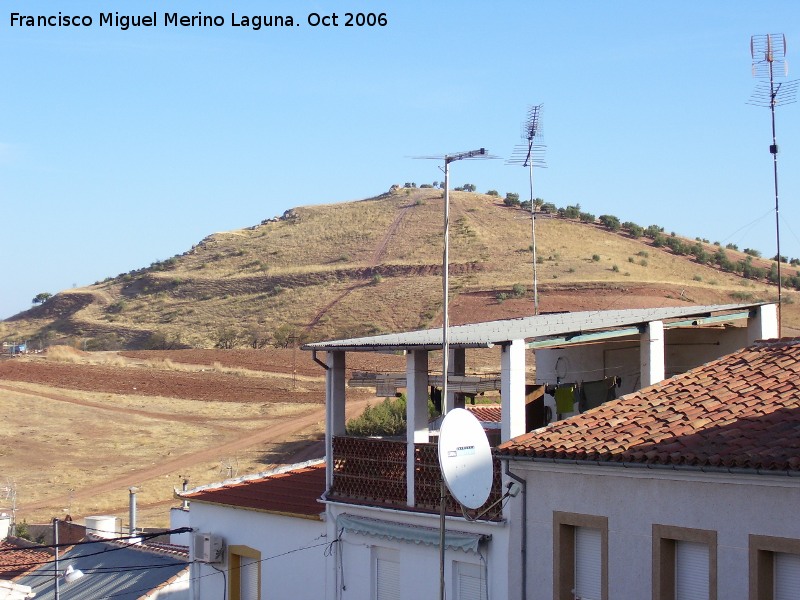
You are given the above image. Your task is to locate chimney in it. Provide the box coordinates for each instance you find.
[129,487,139,536]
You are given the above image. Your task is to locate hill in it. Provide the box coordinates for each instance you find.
[2,188,799,348]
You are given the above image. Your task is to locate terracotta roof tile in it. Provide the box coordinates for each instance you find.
[182,462,325,518]
[497,338,800,472]
[0,539,52,579]
[466,404,502,423]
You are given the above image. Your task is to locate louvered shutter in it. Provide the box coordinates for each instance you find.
[775,552,800,600]
[675,540,709,600]
[574,527,602,600]
[239,555,259,600]
[455,561,486,600]
[376,555,400,600]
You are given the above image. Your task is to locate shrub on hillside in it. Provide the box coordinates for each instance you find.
[598,214,621,231]
[644,224,664,239]
[622,222,644,238]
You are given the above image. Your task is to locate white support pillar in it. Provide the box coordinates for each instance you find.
[500,340,526,442]
[748,303,779,344]
[406,350,429,507]
[446,348,466,412]
[325,351,346,490]
[640,321,665,389]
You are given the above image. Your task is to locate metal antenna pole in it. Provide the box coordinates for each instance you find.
[507,105,546,314]
[750,34,798,337]
[436,147,488,600]
[53,518,60,600]
[769,54,783,333]
[529,160,539,315]
[442,158,450,421]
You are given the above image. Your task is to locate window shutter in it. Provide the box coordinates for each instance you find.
[675,540,709,600]
[775,552,800,600]
[376,555,400,600]
[239,555,259,600]
[574,526,602,600]
[454,561,486,600]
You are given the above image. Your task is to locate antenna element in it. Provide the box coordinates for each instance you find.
[507,104,547,314]
[749,34,797,335]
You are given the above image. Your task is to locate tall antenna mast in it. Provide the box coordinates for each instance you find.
[508,105,546,314]
[416,146,492,600]
[749,34,798,336]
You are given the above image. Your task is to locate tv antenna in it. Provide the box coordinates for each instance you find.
[749,34,798,335]
[507,105,546,314]
[413,148,494,416]
[219,457,239,479]
[0,478,17,535]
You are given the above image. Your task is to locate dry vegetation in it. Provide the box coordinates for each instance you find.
[1,189,798,530]
[0,347,400,528]
[3,187,798,349]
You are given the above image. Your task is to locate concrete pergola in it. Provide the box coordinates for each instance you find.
[303,303,778,501]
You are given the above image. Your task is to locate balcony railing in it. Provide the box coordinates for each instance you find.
[329,436,503,519]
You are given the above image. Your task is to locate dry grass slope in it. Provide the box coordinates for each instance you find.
[3,188,798,348]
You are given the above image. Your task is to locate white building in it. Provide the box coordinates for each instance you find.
[496,337,800,600]
[178,302,779,599]
[176,461,328,600]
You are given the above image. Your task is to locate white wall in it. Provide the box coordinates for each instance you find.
[189,501,327,600]
[150,570,191,599]
[169,508,191,546]
[325,504,508,600]
[505,462,800,600]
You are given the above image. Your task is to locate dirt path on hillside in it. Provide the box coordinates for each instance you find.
[304,204,413,331]
[22,396,372,513]
[370,204,412,265]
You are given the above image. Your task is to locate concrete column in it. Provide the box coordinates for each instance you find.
[640,321,665,388]
[501,340,526,442]
[748,303,779,344]
[325,351,346,490]
[446,348,466,412]
[406,350,429,506]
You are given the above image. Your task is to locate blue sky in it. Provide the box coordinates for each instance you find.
[2,1,799,319]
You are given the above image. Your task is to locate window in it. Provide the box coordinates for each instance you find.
[229,545,261,600]
[749,534,800,600]
[453,561,487,600]
[652,524,717,600]
[372,547,400,600]
[553,512,608,600]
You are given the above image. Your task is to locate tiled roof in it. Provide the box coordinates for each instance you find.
[467,404,502,423]
[497,339,800,472]
[0,539,51,579]
[183,461,325,518]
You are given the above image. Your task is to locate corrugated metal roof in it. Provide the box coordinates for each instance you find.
[17,539,188,600]
[302,303,761,351]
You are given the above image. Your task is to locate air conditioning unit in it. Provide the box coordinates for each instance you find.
[193,532,225,563]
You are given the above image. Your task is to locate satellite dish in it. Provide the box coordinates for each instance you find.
[437,408,493,510]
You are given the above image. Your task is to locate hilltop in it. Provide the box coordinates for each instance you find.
[2,187,799,348]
